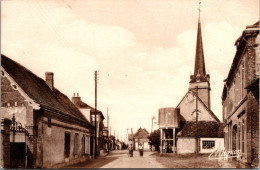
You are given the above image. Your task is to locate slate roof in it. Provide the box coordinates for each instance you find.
[1,54,92,126]
[176,121,224,138]
[190,18,207,83]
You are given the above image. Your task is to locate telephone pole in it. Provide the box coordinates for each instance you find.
[196,86,199,154]
[94,70,98,159]
[107,108,109,136]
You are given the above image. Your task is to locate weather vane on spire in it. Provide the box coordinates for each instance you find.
[198,1,202,21]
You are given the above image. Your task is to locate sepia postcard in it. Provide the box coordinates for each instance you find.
[1,0,259,169]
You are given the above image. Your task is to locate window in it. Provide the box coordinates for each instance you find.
[241,62,245,98]
[86,136,90,154]
[48,118,51,128]
[65,132,70,158]
[82,135,85,154]
[255,43,259,76]
[202,140,215,149]
[74,133,78,155]
[242,119,245,153]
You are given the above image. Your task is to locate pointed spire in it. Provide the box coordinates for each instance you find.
[193,2,206,80]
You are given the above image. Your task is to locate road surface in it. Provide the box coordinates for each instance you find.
[63,150,166,168]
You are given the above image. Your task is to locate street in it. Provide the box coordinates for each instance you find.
[63,150,166,168]
[62,150,238,169]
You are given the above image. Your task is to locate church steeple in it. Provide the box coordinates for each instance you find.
[189,2,211,109]
[190,2,207,83]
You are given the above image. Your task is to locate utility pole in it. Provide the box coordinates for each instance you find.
[196,86,199,154]
[107,108,109,136]
[151,116,155,133]
[94,70,98,159]
[127,128,129,141]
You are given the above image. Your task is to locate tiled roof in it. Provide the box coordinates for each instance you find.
[133,127,149,139]
[176,121,224,138]
[1,54,92,126]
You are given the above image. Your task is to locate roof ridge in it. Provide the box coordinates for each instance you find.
[1,54,90,125]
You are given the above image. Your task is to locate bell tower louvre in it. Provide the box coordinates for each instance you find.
[189,5,211,109]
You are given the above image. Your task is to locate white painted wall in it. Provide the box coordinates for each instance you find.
[80,108,91,122]
[200,138,224,153]
[177,137,196,153]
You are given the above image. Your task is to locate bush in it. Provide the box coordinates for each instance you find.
[148,129,160,151]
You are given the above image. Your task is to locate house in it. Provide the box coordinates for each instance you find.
[221,21,259,168]
[1,54,94,168]
[71,93,106,155]
[133,127,150,150]
[158,14,224,154]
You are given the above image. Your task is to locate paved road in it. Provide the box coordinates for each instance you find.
[63,150,166,168]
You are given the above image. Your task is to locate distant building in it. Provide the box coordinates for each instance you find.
[71,94,106,155]
[222,21,259,168]
[133,127,150,150]
[1,54,94,169]
[159,15,224,154]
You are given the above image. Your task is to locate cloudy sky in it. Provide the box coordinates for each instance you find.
[1,0,259,141]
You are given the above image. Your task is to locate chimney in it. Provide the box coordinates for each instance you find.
[72,93,81,108]
[45,72,54,90]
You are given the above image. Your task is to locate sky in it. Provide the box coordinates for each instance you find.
[1,0,259,141]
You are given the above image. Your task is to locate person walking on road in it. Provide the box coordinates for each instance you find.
[128,144,133,157]
[139,143,143,157]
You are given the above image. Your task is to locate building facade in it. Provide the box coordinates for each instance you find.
[71,94,106,155]
[1,55,94,168]
[222,21,259,168]
[133,127,150,150]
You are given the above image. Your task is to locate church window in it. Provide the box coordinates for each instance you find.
[202,140,215,149]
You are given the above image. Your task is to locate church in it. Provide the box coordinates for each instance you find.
[175,12,224,154]
[159,11,224,154]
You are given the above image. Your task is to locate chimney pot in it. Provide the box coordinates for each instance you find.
[77,93,79,97]
[72,93,81,108]
[45,72,54,90]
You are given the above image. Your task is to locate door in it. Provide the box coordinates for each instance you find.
[90,136,93,156]
[65,132,70,158]
[232,125,237,159]
[10,142,26,168]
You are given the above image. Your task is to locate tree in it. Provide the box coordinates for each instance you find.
[148,129,160,151]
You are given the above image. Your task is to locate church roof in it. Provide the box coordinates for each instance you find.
[1,54,93,128]
[177,121,224,138]
[190,18,207,83]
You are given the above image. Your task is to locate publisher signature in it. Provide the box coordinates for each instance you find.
[209,147,241,160]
